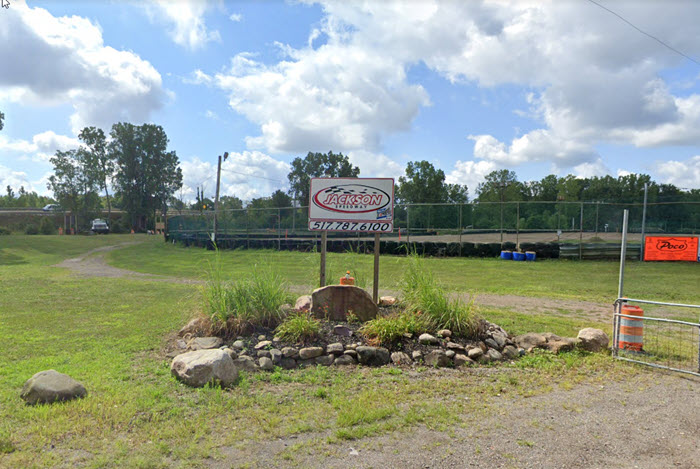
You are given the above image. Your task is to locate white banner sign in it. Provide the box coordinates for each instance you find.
[308,178,394,232]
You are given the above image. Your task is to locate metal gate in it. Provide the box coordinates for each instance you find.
[613,298,700,377]
[613,209,700,377]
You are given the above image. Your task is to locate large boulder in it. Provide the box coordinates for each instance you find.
[21,370,87,405]
[311,285,378,321]
[542,333,579,354]
[171,349,238,388]
[577,328,610,352]
[425,350,451,368]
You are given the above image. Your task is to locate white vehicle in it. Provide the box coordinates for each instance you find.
[91,219,110,234]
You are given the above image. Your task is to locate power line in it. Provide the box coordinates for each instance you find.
[586,0,700,67]
[221,167,286,184]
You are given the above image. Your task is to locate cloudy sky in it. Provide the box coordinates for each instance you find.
[2,0,700,203]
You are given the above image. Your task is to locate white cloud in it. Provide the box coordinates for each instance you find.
[346,150,403,179]
[229,13,242,23]
[654,155,700,189]
[0,165,53,196]
[0,131,79,162]
[146,0,221,50]
[179,152,291,203]
[199,0,700,172]
[445,160,498,194]
[573,158,610,179]
[0,1,167,134]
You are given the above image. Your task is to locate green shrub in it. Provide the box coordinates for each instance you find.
[24,224,38,235]
[275,312,321,343]
[39,217,55,235]
[399,253,480,338]
[0,227,10,235]
[359,311,430,345]
[202,253,294,335]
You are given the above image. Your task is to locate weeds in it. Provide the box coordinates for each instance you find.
[275,312,321,343]
[203,250,293,335]
[400,253,480,338]
[359,312,430,345]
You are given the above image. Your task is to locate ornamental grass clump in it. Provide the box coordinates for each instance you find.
[358,311,430,346]
[399,253,480,338]
[202,252,294,335]
[275,312,321,344]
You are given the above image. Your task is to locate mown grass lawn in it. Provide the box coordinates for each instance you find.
[0,235,692,467]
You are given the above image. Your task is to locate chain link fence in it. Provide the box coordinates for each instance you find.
[167,200,699,250]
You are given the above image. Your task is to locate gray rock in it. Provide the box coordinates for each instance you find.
[390,352,412,365]
[280,358,297,370]
[425,350,451,368]
[378,296,398,306]
[333,325,353,337]
[437,329,452,338]
[299,347,324,360]
[294,295,312,311]
[445,350,456,359]
[467,347,483,360]
[258,335,267,341]
[311,285,378,321]
[222,347,237,359]
[503,345,519,359]
[232,340,245,350]
[543,333,579,354]
[281,347,299,358]
[418,333,439,345]
[491,332,508,349]
[327,343,344,355]
[21,370,87,405]
[577,328,609,353]
[316,355,335,366]
[356,346,391,366]
[343,349,358,359]
[446,341,465,352]
[411,350,423,361]
[232,356,258,372]
[334,354,357,366]
[486,348,503,361]
[346,343,358,350]
[257,350,271,359]
[514,332,549,352]
[258,357,274,371]
[272,336,281,343]
[484,338,500,350]
[171,350,238,388]
[187,336,223,351]
[298,358,317,368]
[453,354,473,367]
[270,349,282,365]
[254,340,272,350]
[178,316,211,338]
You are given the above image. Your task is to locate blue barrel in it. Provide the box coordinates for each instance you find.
[512,251,526,261]
[525,251,536,261]
[500,250,513,260]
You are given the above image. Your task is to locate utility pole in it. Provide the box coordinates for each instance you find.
[213,152,228,243]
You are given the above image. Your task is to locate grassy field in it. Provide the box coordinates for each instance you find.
[109,237,700,304]
[0,235,694,467]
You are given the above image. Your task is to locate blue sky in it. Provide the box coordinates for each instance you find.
[1,0,700,203]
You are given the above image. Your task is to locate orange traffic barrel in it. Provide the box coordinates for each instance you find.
[619,304,644,352]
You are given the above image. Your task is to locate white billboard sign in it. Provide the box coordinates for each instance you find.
[308,178,394,233]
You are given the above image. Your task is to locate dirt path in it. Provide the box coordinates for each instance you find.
[54,243,613,322]
[219,371,700,468]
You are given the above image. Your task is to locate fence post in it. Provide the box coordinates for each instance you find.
[246,208,250,249]
[579,202,584,260]
[640,182,648,261]
[278,207,281,251]
[459,203,463,256]
[516,202,520,251]
[618,209,629,299]
[407,204,410,245]
[500,200,504,246]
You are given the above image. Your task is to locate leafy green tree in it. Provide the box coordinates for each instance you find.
[79,127,114,221]
[397,161,467,203]
[109,123,183,230]
[287,151,359,205]
[47,149,101,230]
[219,195,243,210]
